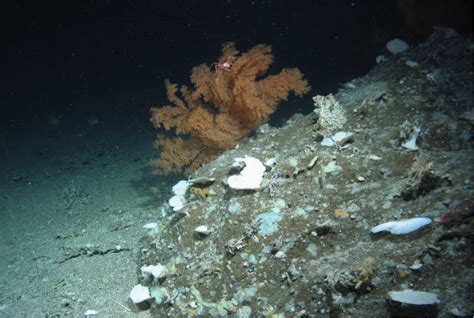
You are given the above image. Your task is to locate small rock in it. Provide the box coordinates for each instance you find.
[332,131,353,145]
[386,38,409,54]
[83,309,98,317]
[388,289,440,318]
[194,225,211,236]
[405,60,419,67]
[129,284,151,304]
[141,264,168,279]
[143,223,157,229]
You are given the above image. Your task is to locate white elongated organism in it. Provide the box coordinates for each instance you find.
[141,264,168,279]
[371,217,432,235]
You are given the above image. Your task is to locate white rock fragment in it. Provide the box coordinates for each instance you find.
[410,262,423,270]
[194,225,211,236]
[332,131,354,145]
[228,157,265,190]
[402,127,421,151]
[143,223,158,229]
[405,60,419,67]
[386,38,409,54]
[168,195,187,211]
[167,180,192,211]
[84,309,98,317]
[356,175,365,182]
[320,137,336,147]
[274,251,286,259]
[129,284,152,304]
[321,131,353,147]
[371,217,432,235]
[264,157,277,168]
[307,155,319,169]
[388,289,440,305]
[141,264,168,279]
[368,154,382,161]
[172,180,191,196]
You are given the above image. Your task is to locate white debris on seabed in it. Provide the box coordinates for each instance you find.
[264,157,276,169]
[331,131,354,146]
[388,289,440,317]
[371,217,432,235]
[168,194,187,211]
[274,251,286,259]
[168,180,191,211]
[142,223,158,229]
[194,225,211,236]
[172,180,191,196]
[129,284,152,304]
[140,264,168,279]
[227,156,265,190]
[405,60,419,67]
[320,131,353,147]
[320,137,336,147]
[402,127,421,151]
[83,309,98,317]
[167,177,216,211]
[388,289,440,305]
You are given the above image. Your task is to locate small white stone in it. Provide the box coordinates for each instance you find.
[84,310,98,317]
[402,127,421,151]
[410,262,423,270]
[307,155,319,169]
[274,251,286,259]
[143,223,158,229]
[405,60,419,67]
[194,225,211,236]
[402,136,419,150]
[265,158,277,168]
[129,284,151,304]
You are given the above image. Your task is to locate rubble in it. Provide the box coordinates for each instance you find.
[133,29,474,317]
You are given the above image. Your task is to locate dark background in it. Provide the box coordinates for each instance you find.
[1,0,467,131]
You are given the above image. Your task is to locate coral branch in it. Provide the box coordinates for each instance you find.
[150,42,311,175]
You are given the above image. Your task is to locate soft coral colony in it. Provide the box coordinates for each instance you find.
[150,42,311,175]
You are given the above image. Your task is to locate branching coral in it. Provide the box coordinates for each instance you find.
[150,42,311,175]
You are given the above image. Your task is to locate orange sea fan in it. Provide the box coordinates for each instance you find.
[150,42,311,175]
